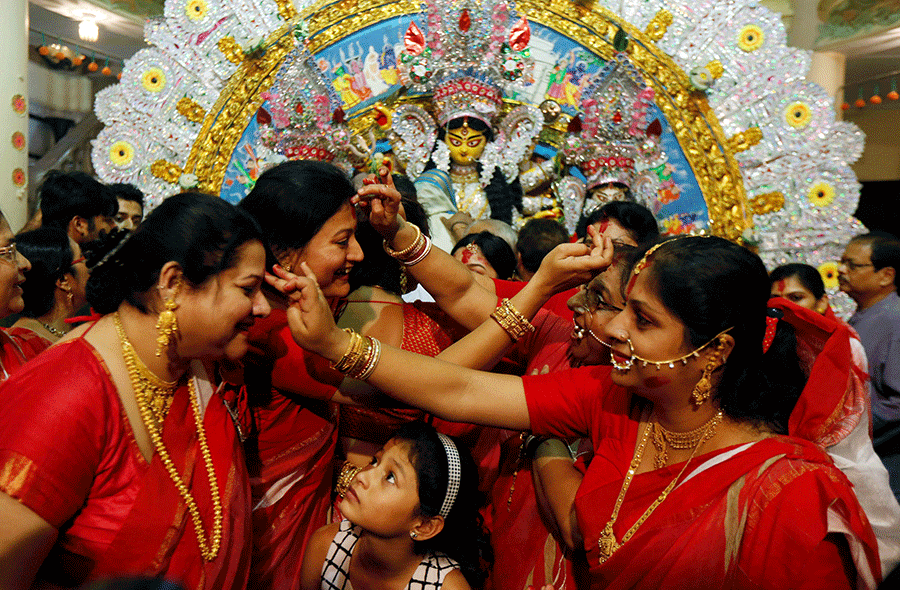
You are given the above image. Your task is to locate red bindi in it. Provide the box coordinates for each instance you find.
[598,219,609,234]
[776,279,785,295]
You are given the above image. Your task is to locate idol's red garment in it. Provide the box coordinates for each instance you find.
[0,326,51,383]
[523,365,881,589]
[0,338,251,589]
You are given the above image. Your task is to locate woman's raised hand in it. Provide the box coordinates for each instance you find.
[264,263,349,360]
[353,165,403,241]
[531,228,615,297]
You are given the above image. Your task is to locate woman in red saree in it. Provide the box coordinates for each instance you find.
[0,193,270,589]
[273,234,882,589]
[0,208,38,383]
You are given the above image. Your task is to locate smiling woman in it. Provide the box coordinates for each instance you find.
[0,208,38,383]
[0,193,269,589]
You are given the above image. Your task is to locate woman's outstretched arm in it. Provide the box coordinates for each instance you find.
[266,263,531,430]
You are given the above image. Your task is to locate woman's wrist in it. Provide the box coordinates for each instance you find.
[385,218,417,250]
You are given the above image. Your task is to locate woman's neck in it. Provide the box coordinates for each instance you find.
[117,304,190,383]
[14,315,68,341]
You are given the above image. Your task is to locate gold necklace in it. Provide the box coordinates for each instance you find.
[114,314,178,424]
[652,412,724,469]
[114,313,223,561]
[596,412,722,565]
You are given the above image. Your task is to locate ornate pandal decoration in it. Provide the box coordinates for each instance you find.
[597,412,722,565]
[113,313,223,561]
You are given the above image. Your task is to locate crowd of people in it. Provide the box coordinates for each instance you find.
[0,163,898,590]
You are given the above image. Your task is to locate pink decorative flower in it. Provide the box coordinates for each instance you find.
[12,168,26,186]
[11,131,25,151]
[12,94,26,115]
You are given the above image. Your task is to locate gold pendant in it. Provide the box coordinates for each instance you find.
[597,521,620,563]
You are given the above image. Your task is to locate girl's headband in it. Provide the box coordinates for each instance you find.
[436,433,461,518]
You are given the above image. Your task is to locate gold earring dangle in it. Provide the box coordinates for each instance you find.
[156,280,182,357]
[691,340,726,406]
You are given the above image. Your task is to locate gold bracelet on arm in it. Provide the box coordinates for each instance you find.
[489,298,536,342]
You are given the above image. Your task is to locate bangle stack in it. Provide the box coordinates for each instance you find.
[331,328,382,380]
[490,298,536,342]
[383,223,432,266]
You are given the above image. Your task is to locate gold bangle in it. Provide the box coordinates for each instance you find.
[490,298,536,342]
[383,223,423,259]
[332,328,364,373]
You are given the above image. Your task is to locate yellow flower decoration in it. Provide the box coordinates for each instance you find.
[142,68,166,93]
[738,25,764,52]
[109,141,135,167]
[818,262,839,290]
[785,102,812,129]
[186,0,208,21]
[808,182,835,207]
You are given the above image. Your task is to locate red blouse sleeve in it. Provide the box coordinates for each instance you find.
[0,340,119,527]
[523,365,615,439]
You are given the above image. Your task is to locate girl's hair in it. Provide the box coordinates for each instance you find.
[433,117,522,225]
[15,227,75,318]
[451,231,517,280]
[641,237,806,433]
[769,263,826,299]
[239,160,355,256]
[87,192,263,314]
[350,176,430,294]
[392,422,491,588]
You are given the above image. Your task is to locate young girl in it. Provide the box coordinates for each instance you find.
[300,422,488,590]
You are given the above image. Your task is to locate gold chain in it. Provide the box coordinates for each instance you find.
[652,412,724,469]
[597,412,723,565]
[114,313,223,561]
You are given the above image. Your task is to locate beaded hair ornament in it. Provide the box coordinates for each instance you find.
[436,433,461,518]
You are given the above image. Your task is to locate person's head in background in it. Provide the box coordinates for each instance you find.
[464,218,518,253]
[0,209,31,319]
[451,231,517,280]
[109,183,144,231]
[839,231,900,311]
[769,263,829,314]
[575,200,659,248]
[15,227,89,329]
[39,171,118,245]
[515,218,569,281]
[350,175,430,295]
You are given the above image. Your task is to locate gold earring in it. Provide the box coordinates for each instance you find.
[691,340,726,406]
[155,280,181,357]
[410,531,418,539]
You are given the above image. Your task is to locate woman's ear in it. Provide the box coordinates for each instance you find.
[56,275,72,293]
[411,515,444,542]
[714,333,736,366]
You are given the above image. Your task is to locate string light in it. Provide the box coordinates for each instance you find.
[79,15,99,43]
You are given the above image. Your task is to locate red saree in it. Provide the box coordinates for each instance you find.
[242,309,340,590]
[524,365,882,589]
[489,308,580,590]
[0,338,251,589]
[0,326,51,383]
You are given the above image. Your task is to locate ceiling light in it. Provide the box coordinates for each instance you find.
[79,17,98,43]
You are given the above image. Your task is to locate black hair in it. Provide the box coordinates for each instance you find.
[432,117,522,225]
[451,231,517,280]
[87,193,263,314]
[516,218,569,274]
[769,263,826,299]
[109,183,145,209]
[239,160,355,257]
[851,231,900,289]
[392,422,491,589]
[15,227,75,318]
[575,200,659,246]
[641,237,806,433]
[39,171,118,229]
[350,176,430,294]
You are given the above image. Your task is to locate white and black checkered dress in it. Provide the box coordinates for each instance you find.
[321,520,460,590]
